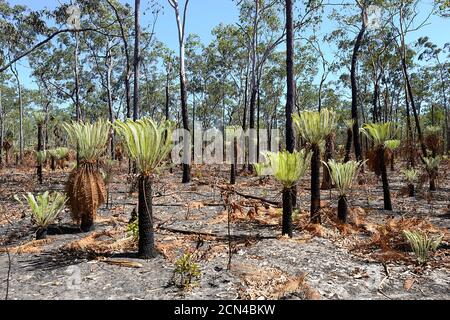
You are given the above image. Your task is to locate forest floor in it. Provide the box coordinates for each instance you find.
[0,159,449,300]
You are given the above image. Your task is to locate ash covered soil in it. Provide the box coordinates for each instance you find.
[0,161,449,300]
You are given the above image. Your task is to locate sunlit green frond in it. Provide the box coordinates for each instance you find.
[324,159,364,196]
[384,139,401,150]
[360,122,399,146]
[264,150,312,188]
[425,125,441,136]
[114,117,174,175]
[401,168,419,183]
[22,192,67,228]
[33,112,46,125]
[35,150,47,164]
[63,120,110,162]
[292,108,337,145]
[423,156,441,170]
[253,162,271,176]
[343,119,355,130]
[403,230,443,264]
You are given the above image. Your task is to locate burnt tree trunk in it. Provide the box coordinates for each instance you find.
[230,137,237,185]
[321,134,334,190]
[344,127,353,162]
[133,0,141,121]
[282,187,294,237]
[285,0,297,211]
[37,123,43,184]
[379,147,392,210]
[350,12,366,162]
[138,175,156,259]
[337,195,348,223]
[311,144,321,223]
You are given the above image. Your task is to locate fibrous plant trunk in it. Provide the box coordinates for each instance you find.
[321,134,334,190]
[36,228,47,240]
[230,137,237,185]
[378,147,392,210]
[429,171,437,191]
[138,175,156,259]
[282,187,294,237]
[408,183,415,197]
[337,195,348,223]
[311,144,321,223]
[66,163,106,232]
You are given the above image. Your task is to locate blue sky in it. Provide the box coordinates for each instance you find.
[6,0,450,90]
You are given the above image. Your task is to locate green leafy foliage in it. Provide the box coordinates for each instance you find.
[63,120,110,162]
[423,156,441,170]
[360,122,399,146]
[265,150,312,188]
[403,230,443,264]
[401,168,419,183]
[324,159,364,196]
[384,139,401,150]
[127,219,139,241]
[18,191,67,228]
[292,108,337,145]
[48,147,70,160]
[114,117,174,176]
[35,150,47,164]
[173,253,201,289]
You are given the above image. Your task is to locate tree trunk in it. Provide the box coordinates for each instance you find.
[37,123,43,184]
[337,195,348,223]
[230,137,237,185]
[350,11,366,162]
[321,134,334,189]
[133,0,141,120]
[344,127,353,162]
[106,51,115,160]
[138,175,156,258]
[74,33,81,121]
[311,144,321,223]
[0,88,3,168]
[408,183,414,197]
[165,72,170,120]
[282,187,293,237]
[379,147,392,210]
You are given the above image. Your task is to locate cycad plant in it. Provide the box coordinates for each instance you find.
[324,159,364,223]
[293,109,337,223]
[360,122,399,210]
[114,117,174,258]
[63,120,109,232]
[403,230,443,265]
[424,126,442,157]
[265,150,311,237]
[34,112,46,184]
[423,156,440,191]
[20,191,67,239]
[401,168,419,197]
[384,139,400,171]
[48,147,69,171]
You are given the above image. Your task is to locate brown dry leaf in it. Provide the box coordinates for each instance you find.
[404,277,415,291]
[305,224,326,237]
[1,239,53,254]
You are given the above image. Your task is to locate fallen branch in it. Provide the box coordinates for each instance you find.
[156,226,277,242]
[217,186,280,206]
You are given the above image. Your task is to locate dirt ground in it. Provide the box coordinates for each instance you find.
[0,159,449,300]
